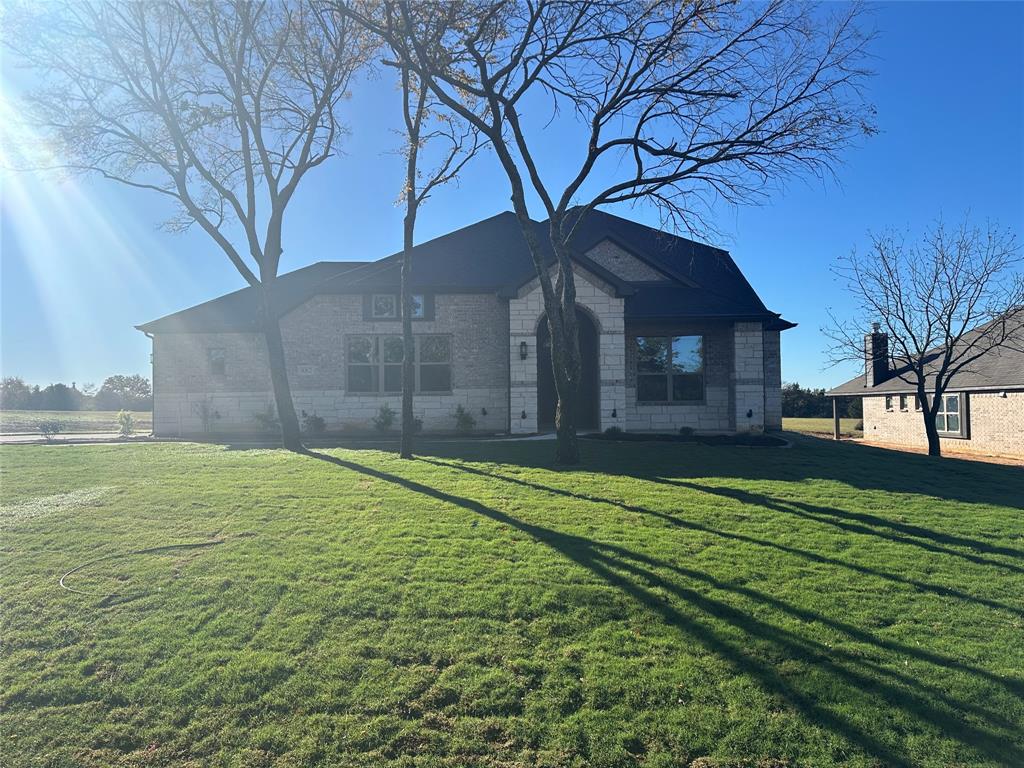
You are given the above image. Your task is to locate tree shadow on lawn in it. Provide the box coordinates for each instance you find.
[301,448,1024,767]
[410,432,1024,511]
[415,457,1024,619]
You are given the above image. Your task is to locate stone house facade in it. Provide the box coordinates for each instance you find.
[140,211,793,437]
[828,322,1024,458]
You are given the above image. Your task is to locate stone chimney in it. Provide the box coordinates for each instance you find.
[864,322,889,387]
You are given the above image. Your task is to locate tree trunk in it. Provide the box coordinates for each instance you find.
[400,204,416,459]
[258,282,302,451]
[923,415,941,456]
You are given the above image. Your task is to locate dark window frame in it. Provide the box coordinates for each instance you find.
[345,334,452,394]
[634,335,705,405]
[885,395,893,412]
[899,394,909,412]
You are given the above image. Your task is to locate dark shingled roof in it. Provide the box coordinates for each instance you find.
[827,319,1024,396]
[137,210,794,333]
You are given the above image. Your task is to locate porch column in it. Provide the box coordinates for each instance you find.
[832,398,841,440]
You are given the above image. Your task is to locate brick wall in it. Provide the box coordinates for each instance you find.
[152,292,509,436]
[624,321,734,432]
[863,391,1024,457]
[763,329,782,430]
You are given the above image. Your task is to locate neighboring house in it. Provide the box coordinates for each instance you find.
[137,210,794,437]
[827,321,1024,457]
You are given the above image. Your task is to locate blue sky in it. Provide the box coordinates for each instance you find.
[1,2,1022,390]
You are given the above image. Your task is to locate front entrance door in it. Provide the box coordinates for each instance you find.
[537,308,599,431]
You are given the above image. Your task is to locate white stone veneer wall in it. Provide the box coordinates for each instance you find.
[509,266,626,434]
[733,321,766,432]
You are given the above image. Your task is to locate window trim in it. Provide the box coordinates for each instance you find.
[634,335,706,405]
[345,334,452,395]
[884,395,893,412]
[899,394,909,412]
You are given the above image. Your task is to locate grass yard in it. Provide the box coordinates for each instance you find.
[784,417,863,438]
[0,409,152,435]
[2,437,1023,767]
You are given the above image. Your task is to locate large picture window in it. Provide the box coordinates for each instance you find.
[635,335,704,403]
[346,335,451,394]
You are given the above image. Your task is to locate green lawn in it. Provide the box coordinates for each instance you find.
[784,417,863,437]
[0,410,152,435]
[2,437,1023,767]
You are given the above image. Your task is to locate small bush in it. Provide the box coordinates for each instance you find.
[372,403,396,432]
[195,401,221,433]
[678,426,695,437]
[301,410,326,435]
[603,426,623,436]
[454,405,476,434]
[39,420,64,441]
[116,410,135,437]
[252,404,280,432]
[854,420,864,431]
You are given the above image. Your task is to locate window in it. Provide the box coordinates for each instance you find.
[899,394,909,412]
[936,393,964,435]
[346,335,451,394]
[885,395,893,412]
[208,348,226,376]
[635,336,704,403]
[914,395,923,411]
[371,294,398,319]
[411,294,425,319]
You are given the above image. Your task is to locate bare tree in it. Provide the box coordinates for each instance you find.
[393,54,479,458]
[826,219,1024,456]
[3,0,366,450]
[341,0,876,464]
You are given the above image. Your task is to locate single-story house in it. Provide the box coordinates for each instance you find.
[137,210,794,437]
[826,320,1024,457]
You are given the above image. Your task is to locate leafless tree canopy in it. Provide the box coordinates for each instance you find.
[5,0,365,286]
[342,0,876,463]
[826,219,1024,454]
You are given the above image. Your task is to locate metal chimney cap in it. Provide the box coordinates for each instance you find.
[871,322,881,333]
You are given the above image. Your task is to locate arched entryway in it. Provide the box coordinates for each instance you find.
[537,307,600,431]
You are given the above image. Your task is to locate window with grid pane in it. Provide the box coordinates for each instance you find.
[346,335,451,394]
[935,393,963,435]
[635,336,704,403]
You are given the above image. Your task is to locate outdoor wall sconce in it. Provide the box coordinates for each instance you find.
[481,407,488,416]
[611,408,617,418]
[521,410,527,420]
[746,409,753,418]
[519,341,528,360]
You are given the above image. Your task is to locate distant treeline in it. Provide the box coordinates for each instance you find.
[783,382,861,419]
[0,375,152,411]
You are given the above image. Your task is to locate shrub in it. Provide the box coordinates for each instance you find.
[372,403,396,432]
[854,420,864,431]
[678,426,695,437]
[252,404,279,432]
[301,410,326,435]
[603,426,623,436]
[39,420,64,441]
[196,401,221,433]
[454,405,476,434]
[116,410,135,437]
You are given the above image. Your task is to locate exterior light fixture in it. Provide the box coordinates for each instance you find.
[611,408,617,418]
[519,341,528,360]
[520,410,527,420]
